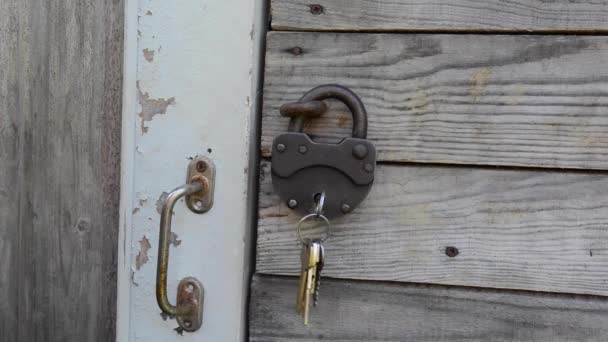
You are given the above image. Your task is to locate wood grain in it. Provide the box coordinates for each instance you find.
[250,274,608,342]
[0,0,123,341]
[257,160,608,296]
[262,32,608,169]
[271,0,608,32]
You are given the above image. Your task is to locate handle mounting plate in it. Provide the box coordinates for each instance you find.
[186,156,216,213]
[175,277,204,333]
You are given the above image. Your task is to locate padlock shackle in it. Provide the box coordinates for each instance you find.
[282,84,368,139]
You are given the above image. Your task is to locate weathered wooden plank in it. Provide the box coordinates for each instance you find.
[262,32,608,170]
[271,0,608,32]
[257,160,608,296]
[250,274,608,342]
[0,0,123,341]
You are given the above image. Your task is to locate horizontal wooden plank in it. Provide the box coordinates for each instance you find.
[271,0,608,32]
[250,274,608,342]
[261,33,608,169]
[257,161,608,296]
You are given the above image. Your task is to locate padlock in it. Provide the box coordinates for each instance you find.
[271,84,376,218]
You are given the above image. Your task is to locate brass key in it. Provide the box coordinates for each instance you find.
[296,241,311,315]
[296,240,321,325]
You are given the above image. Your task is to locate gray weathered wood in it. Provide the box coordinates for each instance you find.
[271,0,608,32]
[257,160,608,296]
[250,274,608,342]
[262,32,608,169]
[0,0,123,341]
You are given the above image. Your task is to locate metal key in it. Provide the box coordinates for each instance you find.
[313,239,324,306]
[296,241,311,315]
[296,240,321,325]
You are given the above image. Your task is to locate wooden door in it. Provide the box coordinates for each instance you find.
[0,1,123,341]
[250,2,608,341]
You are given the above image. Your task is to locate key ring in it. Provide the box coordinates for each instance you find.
[296,213,330,244]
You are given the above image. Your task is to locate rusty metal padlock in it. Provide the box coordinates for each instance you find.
[271,84,376,218]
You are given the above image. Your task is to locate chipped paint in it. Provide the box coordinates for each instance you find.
[137,82,176,134]
[143,48,155,62]
[169,232,182,247]
[135,236,151,270]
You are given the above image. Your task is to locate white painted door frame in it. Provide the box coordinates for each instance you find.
[116,1,266,340]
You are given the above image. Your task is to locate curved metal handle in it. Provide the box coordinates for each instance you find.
[156,183,203,316]
[154,156,215,333]
[280,84,369,139]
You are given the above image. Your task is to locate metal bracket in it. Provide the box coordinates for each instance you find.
[175,277,204,333]
[186,156,215,213]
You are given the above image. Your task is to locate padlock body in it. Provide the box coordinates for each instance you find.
[271,133,376,218]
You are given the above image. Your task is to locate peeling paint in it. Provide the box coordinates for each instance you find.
[146,10,152,15]
[143,48,155,62]
[131,269,139,287]
[137,81,176,134]
[156,192,169,214]
[135,236,151,270]
[132,207,140,214]
[169,232,182,247]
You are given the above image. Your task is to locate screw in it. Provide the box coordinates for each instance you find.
[183,320,192,328]
[195,200,203,208]
[276,143,286,152]
[364,163,374,173]
[445,246,459,258]
[196,161,207,172]
[341,203,352,213]
[352,144,368,159]
[298,145,308,154]
[310,4,324,15]
[287,46,303,56]
[288,199,298,209]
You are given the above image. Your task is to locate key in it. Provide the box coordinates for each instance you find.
[313,239,325,306]
[296,241,311,315]
[296,240,321,325]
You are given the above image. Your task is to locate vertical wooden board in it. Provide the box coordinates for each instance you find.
[261,32,608,170]
[250,274,608,342]
[0,0,123,341]
[271,0,608,32]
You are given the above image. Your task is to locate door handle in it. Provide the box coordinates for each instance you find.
[155,157,215,333]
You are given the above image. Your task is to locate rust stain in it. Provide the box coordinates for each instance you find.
[137,81,176,134]
[399,204,433,226]
[169,232,182,247]
[143,48,155,62]
[409,88,429,114]
[337,113,349,127]
[506,83,527,105]
[470,67,492,102]
[135,236,151,270]
[261,146,271,157]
